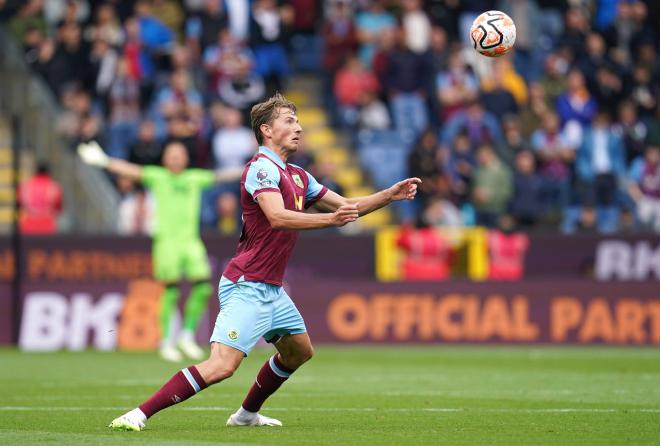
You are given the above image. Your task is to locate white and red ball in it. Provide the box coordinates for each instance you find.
[470,11,516,57]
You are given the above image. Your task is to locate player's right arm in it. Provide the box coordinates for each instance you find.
[256,192,358,230]
[77,141,143,181]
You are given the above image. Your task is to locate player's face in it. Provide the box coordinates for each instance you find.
[162,144,189,173]
[269,108,302,151]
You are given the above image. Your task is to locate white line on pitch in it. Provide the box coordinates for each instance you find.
[0,406,658,413]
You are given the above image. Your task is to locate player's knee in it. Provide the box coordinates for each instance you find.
[301,345,314,363]
[205,363,236,384]
[286,345,314,369]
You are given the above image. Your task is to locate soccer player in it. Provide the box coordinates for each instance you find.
[78,140,241,362]
[107,93,420,430]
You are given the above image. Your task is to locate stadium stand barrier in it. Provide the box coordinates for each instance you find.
[0,26,118,233]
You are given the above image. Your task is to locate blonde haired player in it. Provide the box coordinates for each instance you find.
[106,93,421,430]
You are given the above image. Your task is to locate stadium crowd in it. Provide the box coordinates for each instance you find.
[2,0,660,234]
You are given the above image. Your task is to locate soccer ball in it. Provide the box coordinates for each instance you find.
[470,11,516,57]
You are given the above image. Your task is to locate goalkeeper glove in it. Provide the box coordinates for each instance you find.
[77,141,110,168]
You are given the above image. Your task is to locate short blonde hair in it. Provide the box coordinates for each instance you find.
[250,92,297,145]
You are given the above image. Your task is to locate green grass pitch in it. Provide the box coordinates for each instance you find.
[1,346,659,445]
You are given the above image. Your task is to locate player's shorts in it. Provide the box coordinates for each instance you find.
[210,275,307,355]
[152,237,211,283]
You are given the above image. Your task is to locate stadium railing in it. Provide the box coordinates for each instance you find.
[0,26,119,233]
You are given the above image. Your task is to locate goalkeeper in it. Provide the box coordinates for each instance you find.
[78,140,241,362]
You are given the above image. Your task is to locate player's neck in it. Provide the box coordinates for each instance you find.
[264,144,292,165]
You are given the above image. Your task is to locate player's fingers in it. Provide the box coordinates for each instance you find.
[407,177,422,184]
[341,210,359,219]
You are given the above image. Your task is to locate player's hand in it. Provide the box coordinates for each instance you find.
[331,204,359,226]
[389,178,421,201]
[77,141,110,168]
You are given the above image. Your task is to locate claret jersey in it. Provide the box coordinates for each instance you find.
[223,146,328,285]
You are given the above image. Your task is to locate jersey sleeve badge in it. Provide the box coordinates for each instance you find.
[256,168,275,189]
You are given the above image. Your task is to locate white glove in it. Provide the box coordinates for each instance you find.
[77,141,110,168]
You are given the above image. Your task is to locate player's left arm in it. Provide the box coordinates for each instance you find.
[313,177,421,217]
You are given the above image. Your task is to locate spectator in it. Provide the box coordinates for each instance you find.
[408,129,443,206]
[129,120,162,165]
[498,115,528,166]
[249,0,292,93]
[531,111,575,211]
[614,100,648,164]
[151,0,185,43]
[8,0,46,44]
[568,110,626,234]
[575,31,612,88]
[354,0,396,68]
[557,7,589,58]
[117,175,154,235]
[19,162,63,235]
[520,82,552,137]
[186,0,227,57]
[441,101,502,148]
[89,36,119,100]
[539,52,569,104]
[321,0,358,117]
[134,0,174,54]
[436,49,479,122]
[630,64,658,119]
[556,68,598,128]
[603,1,654,67]
[445,131,476,206]
[212,107,255,169]
[628,145,660,232]
[84,3,124,48]
[333,54,380,128]
[321,0,358,76]
[509,150,543,228]
[43,0,89,27]
[151,69,203,141]
[358,90,391,130]
[591,64,626,118]
[479,63,519,123]
[203,28,257,94]
[472,144,513,228]
[107,56,141,159]
[400,0,432,54]
[45,22,90,97]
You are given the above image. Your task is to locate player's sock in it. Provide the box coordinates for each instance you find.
[160,285,180,344]
[183,281,213,332]
[241,354,294,413]
[138,366,208,418]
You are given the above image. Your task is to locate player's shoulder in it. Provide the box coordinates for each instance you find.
[248,155,281,174]
[244,154,281,185]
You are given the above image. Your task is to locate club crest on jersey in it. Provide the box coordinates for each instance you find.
[228,329,239,340]
[292,174,304,188]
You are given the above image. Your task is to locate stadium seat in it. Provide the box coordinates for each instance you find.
[297,107,327,129]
